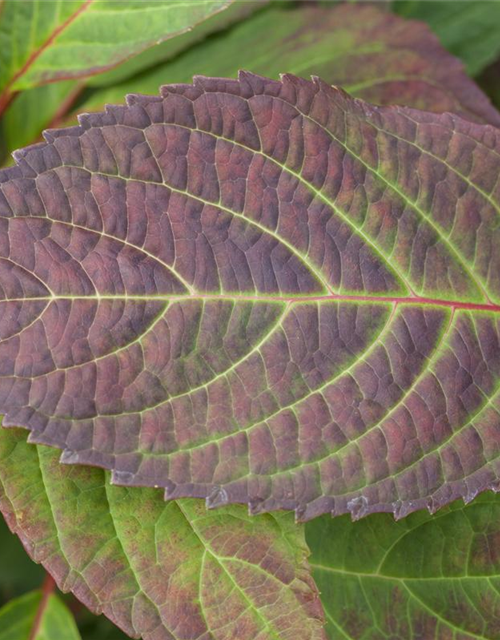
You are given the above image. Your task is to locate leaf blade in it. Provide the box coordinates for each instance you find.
[81,4,500,126]
[0,0,234,106]
[0,590,81,640]
[307,492,500,639]
[0,74,500,519]
[0,426,326,640]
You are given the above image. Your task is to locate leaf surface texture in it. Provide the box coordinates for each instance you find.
[307,492,500,639]
[0,74,500,519]
[0,427,325,640]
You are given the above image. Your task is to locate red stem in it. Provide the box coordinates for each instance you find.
[28,573,56,640]
[0,0,94,119]
[193,292,500,314]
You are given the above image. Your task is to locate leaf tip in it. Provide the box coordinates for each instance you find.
[392,500,415,521]
[248,497,267,516]
[163,480,177,501]
[490,480,500,493]
[111,469,136,486]
[426,496,439,515]
[346,496,370,521]
[205,486,229,510]
[59,449,81,465]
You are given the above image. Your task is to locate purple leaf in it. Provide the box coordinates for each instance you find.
[1,73,500,520]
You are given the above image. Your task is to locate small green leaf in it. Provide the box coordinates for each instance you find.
[0,427,326,640]
[0,589,81,640]
[307,492,500,639]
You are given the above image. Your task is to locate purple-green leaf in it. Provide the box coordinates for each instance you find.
[0,426,325,640]
[0,74,500,521]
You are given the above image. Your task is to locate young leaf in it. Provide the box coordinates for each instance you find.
[307,492,500,639]
[0,0,234,114]
[81,3,500,126]
[0,73,500,521]
[0,587,81,640]
[0,426,326,640]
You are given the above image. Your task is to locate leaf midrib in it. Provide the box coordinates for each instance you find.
[3,292,500,314]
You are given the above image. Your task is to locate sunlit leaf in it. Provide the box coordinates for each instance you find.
[0,0,234,113]
[85,0,266,88]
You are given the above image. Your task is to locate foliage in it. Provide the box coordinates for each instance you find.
[393,0,500,76]
[0,2,500,639]
[0,428,324,639]
[308,492,500,639]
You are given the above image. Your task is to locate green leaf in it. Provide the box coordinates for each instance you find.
[0,427,326,640]
[393,0,500,76]
[0,1,268,161]
[0,589,81,640]
[85,0,267,89]
[81,3,500,126]
[307,491,500,639]
[0,81,79,163]
[0,0,234,112]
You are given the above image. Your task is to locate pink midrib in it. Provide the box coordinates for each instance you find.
[15,293,500,314]
[0,0,94,114]
[193,292,500,313]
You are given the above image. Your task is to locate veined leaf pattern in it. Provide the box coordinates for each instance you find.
[0,74,499,520]
[0,427,325,640]
[307,492,500,639]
